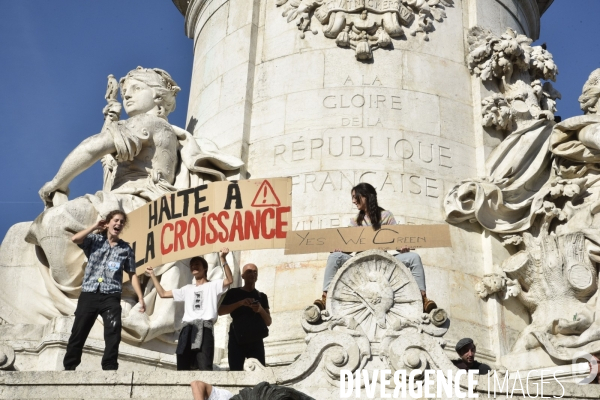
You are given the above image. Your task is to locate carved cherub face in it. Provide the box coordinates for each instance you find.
[121,78,158,117]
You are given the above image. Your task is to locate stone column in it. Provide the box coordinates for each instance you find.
[177,0,551,365]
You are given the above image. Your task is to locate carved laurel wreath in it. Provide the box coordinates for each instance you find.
[276,0,454,60]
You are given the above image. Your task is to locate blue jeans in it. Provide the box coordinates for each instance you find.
[322,251,427,292]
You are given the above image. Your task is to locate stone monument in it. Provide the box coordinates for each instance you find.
[170,0,567,371]
[3,0,600,398]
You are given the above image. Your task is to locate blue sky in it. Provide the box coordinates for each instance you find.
[0,1,599,239]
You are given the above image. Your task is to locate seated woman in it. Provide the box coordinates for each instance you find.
[314,182,437,313]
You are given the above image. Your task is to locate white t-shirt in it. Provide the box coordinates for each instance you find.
[172,279,225,323]
[209,387,233,400]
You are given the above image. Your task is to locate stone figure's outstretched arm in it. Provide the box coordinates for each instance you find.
[39,131,117,205]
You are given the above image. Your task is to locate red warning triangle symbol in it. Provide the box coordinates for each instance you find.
[251,180,281,207]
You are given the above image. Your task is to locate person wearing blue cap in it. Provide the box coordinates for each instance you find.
[452,338,491,375]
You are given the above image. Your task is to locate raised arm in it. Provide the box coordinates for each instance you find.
[71,219,105,244]
[219,247,234,288]
[146,267,173,298]
[39,130,117,205]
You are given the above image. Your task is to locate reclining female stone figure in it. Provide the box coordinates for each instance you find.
[24,67,243,344]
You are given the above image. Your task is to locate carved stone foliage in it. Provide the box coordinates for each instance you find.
[276,0,454,60]
[445,27,561,234]
[286,250,451,384]
[445,64,600,363]
[467,27,560,131]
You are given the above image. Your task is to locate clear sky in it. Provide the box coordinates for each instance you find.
[0,1,599,239]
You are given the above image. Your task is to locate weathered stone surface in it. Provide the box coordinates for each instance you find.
[6,2,599,397]
[443,25,600,370]
[0,67,244,366]
[1,250,597,398]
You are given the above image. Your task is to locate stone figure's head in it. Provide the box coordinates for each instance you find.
[579,68,600,115]
[189,256,209,280]
[119,67,181,119]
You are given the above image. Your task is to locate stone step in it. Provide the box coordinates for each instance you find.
[0,370,269,399]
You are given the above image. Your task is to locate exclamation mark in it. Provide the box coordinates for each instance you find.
[262,186,267,203]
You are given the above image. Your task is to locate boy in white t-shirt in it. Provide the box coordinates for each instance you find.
[147,248,233,370]
[191,380,233,400]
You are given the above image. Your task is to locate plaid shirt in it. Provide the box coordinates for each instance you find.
[79,233,136,294]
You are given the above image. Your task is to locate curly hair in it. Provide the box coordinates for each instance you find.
[579,68,600,114]
[352,182,383,230]
[104,209,127,222]
[119,66,181,118]
[98,210,128,235]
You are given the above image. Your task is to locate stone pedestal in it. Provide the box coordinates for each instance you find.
[0,316,177,372]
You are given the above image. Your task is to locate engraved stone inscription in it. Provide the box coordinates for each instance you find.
[343,75,383,86]
[291,170,442,197]
[274,136,453,168]
[322,94,401,109]
[293,216,342,231]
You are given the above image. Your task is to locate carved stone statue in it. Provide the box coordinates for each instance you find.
[289,250,451,384]
[447,51,600,362]
[0,67,243,345]
[445,27,560,234]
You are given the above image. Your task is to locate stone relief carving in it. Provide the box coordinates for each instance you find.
[276,0,454,60]
[467,27,560,131]
[445,27,560,234]
[444,27,600,361]
[0,344,16,371]
[285,250,452,384]
[0,67,244,347]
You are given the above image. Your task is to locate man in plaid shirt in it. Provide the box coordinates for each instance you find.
[63,210,145,371]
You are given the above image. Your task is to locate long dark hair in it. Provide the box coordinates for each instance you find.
[352,183,383,230]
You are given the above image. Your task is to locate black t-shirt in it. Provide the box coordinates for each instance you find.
[221,288,269,334]
[452,359,491,375]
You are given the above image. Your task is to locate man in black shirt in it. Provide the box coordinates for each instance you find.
[218,263,272,371]
[452,338,491,375]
